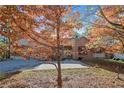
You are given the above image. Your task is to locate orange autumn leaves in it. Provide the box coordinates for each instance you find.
[87,6,124,53]
[0,5,82,60]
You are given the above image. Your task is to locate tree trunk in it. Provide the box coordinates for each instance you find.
[56,20,62,88]
[119,38,124,53]
[7,37,11,59]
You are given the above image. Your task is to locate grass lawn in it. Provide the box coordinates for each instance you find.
[0,73,6,81]
[105,59,124,64]
[1,68,124,88]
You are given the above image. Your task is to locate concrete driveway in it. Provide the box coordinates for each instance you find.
[28,59,89,71]
[0,57,89,73]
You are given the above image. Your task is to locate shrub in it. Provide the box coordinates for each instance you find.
[113,58,116,60]
[116,58,120,61]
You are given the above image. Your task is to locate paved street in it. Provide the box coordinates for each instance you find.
[0,57,89,73]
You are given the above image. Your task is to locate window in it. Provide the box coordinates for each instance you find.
[78,46,86,55]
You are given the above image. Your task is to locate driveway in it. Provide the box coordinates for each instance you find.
[0,57,89,73]
[0,57,42,73]
[27,59,88,71]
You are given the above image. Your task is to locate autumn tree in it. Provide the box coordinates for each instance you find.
[85,6,124,53]
[0,5,53,58]
[84,6,124,79]
[0,5,82,87]
[29,5,82,88]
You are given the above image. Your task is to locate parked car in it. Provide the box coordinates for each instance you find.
[113,53,124,61]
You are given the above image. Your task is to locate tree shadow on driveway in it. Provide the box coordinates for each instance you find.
[0,58,43,73]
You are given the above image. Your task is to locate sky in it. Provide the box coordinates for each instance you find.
[72,5,100,35]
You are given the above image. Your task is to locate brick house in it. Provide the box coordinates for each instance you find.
[16,37,89,60]
[59,37,88,60]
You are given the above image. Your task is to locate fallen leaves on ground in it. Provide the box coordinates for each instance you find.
[0,68,124,88]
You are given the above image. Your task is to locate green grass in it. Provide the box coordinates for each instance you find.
[105,59,124,64]
[0,73,6,80]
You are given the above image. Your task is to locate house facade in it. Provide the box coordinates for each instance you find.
[14,37,88,60]
[58,37,88,60]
